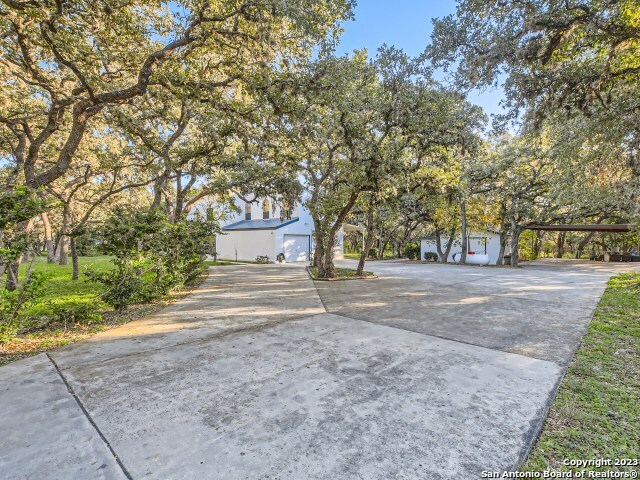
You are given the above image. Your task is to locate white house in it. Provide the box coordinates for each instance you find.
[207,194,343,263]
[419,229,509,265]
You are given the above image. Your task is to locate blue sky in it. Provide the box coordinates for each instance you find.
[335,1,506,119]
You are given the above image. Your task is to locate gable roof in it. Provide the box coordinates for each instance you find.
[222,217,299,231]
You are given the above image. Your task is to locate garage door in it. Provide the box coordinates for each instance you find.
[284,235,310,262]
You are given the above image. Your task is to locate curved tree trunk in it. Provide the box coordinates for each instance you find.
[17,218,35,266]
[380,239,389,259]
[443,228,456,263]
[434,229,444,261]
[357,206,375,276]
[575,231,596,259]
[5,262,20,291]
[321,192,359,279]
[5,219,35,290]
[509,216,522,267]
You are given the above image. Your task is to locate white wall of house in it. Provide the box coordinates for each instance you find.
[420,230,507,265]
[217,229,276,262]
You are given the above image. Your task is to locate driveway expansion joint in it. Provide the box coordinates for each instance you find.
[46,353,133,480]
[324,310,563,367]
[311,271,567,365]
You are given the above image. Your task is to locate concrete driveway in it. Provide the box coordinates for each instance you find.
[0,260,635,479]
[326,258,637,365]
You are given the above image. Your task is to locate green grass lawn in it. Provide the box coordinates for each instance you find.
[203,260,235,267]
[18,255,113,325]
[308,266,374,279]
[522,272,640,473]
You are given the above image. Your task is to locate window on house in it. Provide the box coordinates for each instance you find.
[263,199,270,219]
[245,202,251,220]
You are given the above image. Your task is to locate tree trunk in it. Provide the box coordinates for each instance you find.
[174,169,183,222]
[380,239,389,259]
[459,200,468,264]
[320,192,359,279]
[434,230,445,262]
[312,218,326,271]
[496,206,510,266]
[0,234,4,278]
[5,218,36,290]
[323,233,337,279]
[497,230,509,266]
[575,231,596,259]
[533,231,542,259]
[357,207,376,276]
[151,172,168,210]
[4,262,20,291]
[71,237,79,281]
[16,218,35,266]
[556,232,566,258]
[509,216,522,267]
[58,205,71,266]
[314,237,326,275]
[443,228,456,263]
[41,212,56,263]
[58,236,69,265]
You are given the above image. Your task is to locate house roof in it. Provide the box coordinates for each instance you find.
[222,217,299,231]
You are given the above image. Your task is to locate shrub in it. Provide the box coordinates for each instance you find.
[367,248,378,258]
[22,296,104,331]
[86,257,154,312]
[88,208,217,311]
[423,251,438,262]
[403,243,420,260]
[150,217,213,285]
[0,272,46,341]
